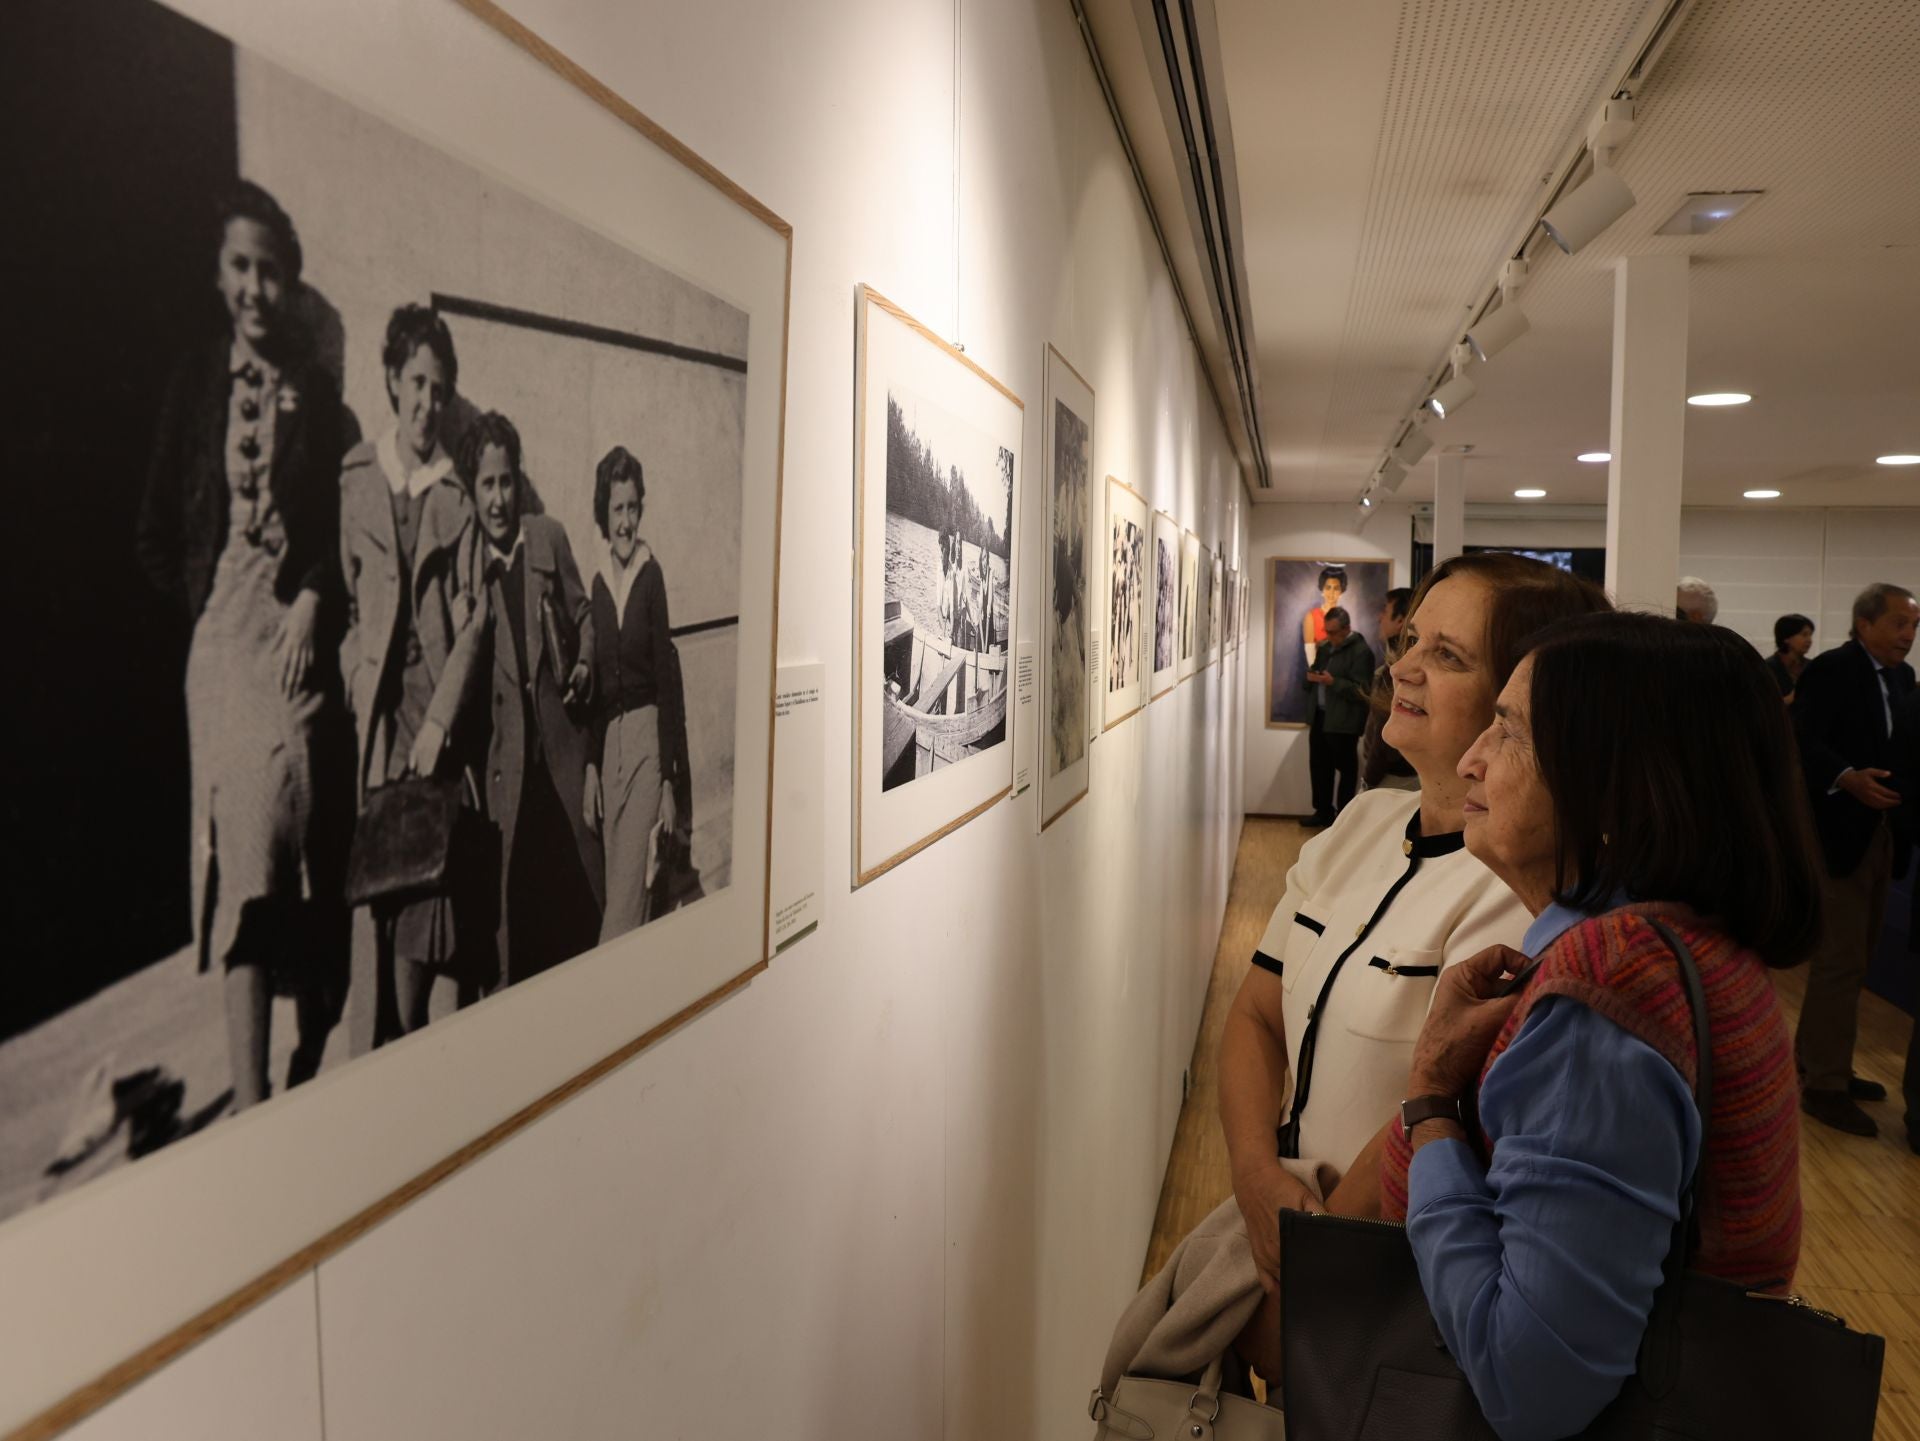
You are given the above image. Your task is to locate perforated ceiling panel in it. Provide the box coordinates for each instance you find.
[1303,0,1653,489]
[1417,0,1920,506]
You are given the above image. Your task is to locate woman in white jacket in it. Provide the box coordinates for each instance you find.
[1219,552,1610,1372]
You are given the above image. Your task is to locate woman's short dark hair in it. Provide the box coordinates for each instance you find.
[455,410,523,491]
[1384,587,1413,622]
[216,180,303,286]
[1525,611,1822,967]
[593,445,646,538]
[381,303,458,405]
[1318,566,1348,593]
[1773,613,1813,651]
[1407,551,1612,694]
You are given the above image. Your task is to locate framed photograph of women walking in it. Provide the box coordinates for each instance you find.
[1150,510,1179,700]
[855,287,1022,884]
[0,0,787,1430]
[1039,345,1093,828]
[1103,477,1149,729]
[1266,557,1392,728]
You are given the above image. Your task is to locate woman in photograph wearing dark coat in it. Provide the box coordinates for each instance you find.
[338,304,487,1049]
[584,445,689,940]
[135,181,346,1111]
[457,411,604,986]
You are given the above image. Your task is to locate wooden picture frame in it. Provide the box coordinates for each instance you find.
[1102,476,1150,730]
[0,1,789,1434]
[1177,530,1202,682]
[1039,344,1093,829]
[853,287,1023,882]
[1149,510,1180,700]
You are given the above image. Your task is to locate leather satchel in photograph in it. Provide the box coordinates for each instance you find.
[1278,918,1885,1441]
[538,591,577,683]
[345,776,467,909]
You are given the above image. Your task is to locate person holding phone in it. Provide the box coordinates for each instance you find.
[1302,607,1374,826]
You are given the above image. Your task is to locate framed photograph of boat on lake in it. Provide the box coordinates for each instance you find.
[1150,510,1179,699]
[1103,476,1149,730]
[854,288,1022,884]
[1040,344,1093,829]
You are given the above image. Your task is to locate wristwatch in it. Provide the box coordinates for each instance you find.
[1400,1094,1463,1133]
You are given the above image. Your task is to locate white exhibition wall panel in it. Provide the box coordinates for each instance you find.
[1676,508,1826,656]
[0,2,1253,1441]
[1817,509,1920,652]
[1677,508,1920,656]
[61,1278,321,1441]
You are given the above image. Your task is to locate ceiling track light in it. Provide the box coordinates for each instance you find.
[1466,258,1530,361]
[1427,343,1476,420]
[1541,99,1638,254]
[1391,422,1434,468]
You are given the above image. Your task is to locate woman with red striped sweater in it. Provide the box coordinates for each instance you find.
[1383,612,1818,1441]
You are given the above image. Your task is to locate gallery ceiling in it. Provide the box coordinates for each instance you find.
[1083,0,1920,509]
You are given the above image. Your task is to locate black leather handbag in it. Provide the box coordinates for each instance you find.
[344,776,473,908]
[1279,919,1885,1441]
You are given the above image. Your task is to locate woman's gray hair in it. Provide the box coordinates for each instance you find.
[1676,576,1719,622]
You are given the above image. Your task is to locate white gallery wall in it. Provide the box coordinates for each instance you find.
[1246,502,1920,815]
[41,1,1250,1440]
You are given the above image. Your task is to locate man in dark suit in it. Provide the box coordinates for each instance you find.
[1891,683,1920,1154]
[1793,581,1918,1136]
[1303,606,1374,827]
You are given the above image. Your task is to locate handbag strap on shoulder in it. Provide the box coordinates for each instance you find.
[1646,916,1712,1260]
[1638,916,1713,1394]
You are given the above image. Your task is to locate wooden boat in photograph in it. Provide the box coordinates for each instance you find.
[881,600,1008,786]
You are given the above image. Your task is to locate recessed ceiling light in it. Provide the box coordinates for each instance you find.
[1656,190,1763,236]
[1876,454,1920,466]
[1514,488,1547,499]
[1744,489,1781,500]
[1688,392,1752,407]
[1576,451,1611,463]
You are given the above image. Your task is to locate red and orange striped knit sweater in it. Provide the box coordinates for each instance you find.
[1380,904,1801,1291]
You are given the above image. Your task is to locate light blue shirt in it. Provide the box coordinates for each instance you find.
[1405,902,1703,1441]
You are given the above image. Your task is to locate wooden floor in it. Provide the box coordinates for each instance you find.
[1144,816,1920,1439]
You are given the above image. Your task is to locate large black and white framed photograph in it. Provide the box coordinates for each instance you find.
[855,288,1022,883]
[0,0,787,1427]
[1040,345,1093,828]
[1178,529,1202,682]
[1208,553,1226,665]
[1196,544,1215,665]
[1150,509,1179,699]
[1103,476,1149,729]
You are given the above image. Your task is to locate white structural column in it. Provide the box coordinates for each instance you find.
[1432,450,1466,564]
[1604,254,1689,609]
